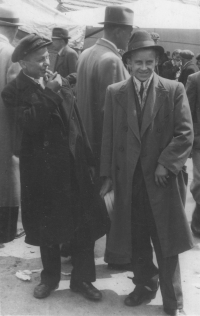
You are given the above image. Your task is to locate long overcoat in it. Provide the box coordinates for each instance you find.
[54,45,78,78]
[100,73,194,262]
[0,34,20,207]
[2,71,110,246]
[76,39,130,169]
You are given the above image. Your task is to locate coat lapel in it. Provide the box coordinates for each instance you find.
[116,77,140,143]
[140,73,169,138]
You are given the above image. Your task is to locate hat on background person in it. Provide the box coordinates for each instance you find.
[179,50,194,60]
[12,33,52,62]
[0,5,22,26]
[122,29,164,63]
[99,6,134,26]
[52,28,71,39]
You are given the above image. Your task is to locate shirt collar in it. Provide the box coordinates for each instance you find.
[101,38,117,51]
[133,72,154,90]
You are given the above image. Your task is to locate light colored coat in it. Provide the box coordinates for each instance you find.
[0,34,20,207]
[76,39,130,168]
[101,74,194,261]
[186,71,200,149]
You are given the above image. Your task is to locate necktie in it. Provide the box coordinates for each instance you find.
[139,81,144,100]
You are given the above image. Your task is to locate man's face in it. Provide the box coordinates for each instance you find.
[21,47,50,79]
[117,26,133,51]
[51,38,63,51]
[127,48,157,81]
[172,53,181,67]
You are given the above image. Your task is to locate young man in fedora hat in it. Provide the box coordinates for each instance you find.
[76,5,133,269]
[100,30,194,316]
[52,27,78,78]
[2,33,110,301]
[0,5,22,243]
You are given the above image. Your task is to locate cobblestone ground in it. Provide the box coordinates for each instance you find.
[0,159,199,316]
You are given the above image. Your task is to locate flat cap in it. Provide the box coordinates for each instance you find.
[179,50,194,60]
[12,33,52,62]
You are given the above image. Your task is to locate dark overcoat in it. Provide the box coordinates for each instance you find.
[178,60,198,86]
[100,73,194,262]
[2,71,110,246]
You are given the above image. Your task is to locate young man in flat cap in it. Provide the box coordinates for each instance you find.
[51,27,78,78]
[179,50,198,86]
[161,49,182,80]
[186,64,200,237]
[0,5,22,243]
[77,5,133,269]
[2,33,110,301]
[100,30,193,316]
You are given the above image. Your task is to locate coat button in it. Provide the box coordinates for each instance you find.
[71,116,75,120]
[157,127,162,133]
[119,146,124,152]
[44,141,49,147]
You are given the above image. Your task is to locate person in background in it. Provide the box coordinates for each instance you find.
[76,6,133,270]
[195,53,200,70]
[0,5,21,243]
[179,49,198,86]
[161,49,182,80]
[52,27,78,77]
[186,69,200,237]
[150,32,160,74]
[2,34,110,301]
[100,30,193,316]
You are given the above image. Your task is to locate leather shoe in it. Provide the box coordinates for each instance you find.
[164,307,186,315]
[70,281,102,301]
[107,263,132,271]
[33,283,58,299]
[191,204,200,237]
[124,285,157,306]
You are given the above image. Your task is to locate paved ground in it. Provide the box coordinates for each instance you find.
[0,159,200,316]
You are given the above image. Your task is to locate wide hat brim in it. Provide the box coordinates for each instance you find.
[0,20,22,26]
[99,21,133,26]
[52,35,71,39]
[122,42,164,62]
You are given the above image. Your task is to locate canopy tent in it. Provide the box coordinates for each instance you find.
[63,0,200,56]
[0,0,86,49]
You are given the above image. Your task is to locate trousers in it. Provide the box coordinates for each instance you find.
[40,224,96,287]
[191,149,200,204]
[131,161,183,309]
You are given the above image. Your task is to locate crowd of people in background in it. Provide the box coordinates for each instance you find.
[0,3,200,316]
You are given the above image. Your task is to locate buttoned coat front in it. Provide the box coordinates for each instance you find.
[101,74,194,261]
[76,39,130,168]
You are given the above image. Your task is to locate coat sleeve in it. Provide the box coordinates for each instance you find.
[185,75,197,120]
[66,49,78,75]
[158,83,194,175]
[100,86,113,178]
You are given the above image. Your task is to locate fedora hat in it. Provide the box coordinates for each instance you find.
[52,28,71,39]
[122,30,164,62]
[0,5,22,26]
[99,6,134,26]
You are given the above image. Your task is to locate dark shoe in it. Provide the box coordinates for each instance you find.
[124,285,157,306]
[70,281,102,301]
[33,283,59,299]
[164,307,186,316]
[191,204,200,237]
[107,263,132,271]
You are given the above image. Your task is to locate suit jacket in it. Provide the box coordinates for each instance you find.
[186,71,200,148]
[54,45,78,78]
[100,73,193,260]
[76,38,130,170]
[178,60,198,86]
[0,34,21,207]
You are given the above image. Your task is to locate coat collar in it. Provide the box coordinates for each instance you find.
[96,38,121,58]
[15,70,41,91]
[182,60,195,70]
[116,73,169,141]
